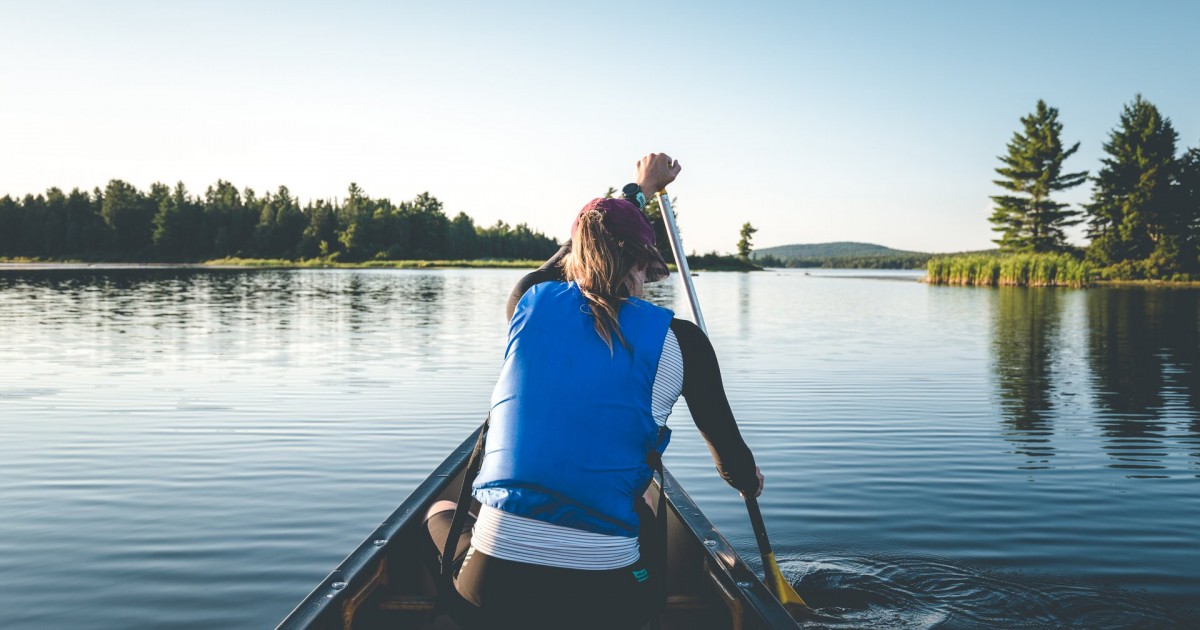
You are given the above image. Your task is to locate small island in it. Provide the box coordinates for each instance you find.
[925,96,1199,287]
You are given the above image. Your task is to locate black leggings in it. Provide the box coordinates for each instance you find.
[426,506,660,630]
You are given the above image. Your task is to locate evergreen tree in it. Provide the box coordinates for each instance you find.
[1085,95,1179,267]
[0,195,20,254]
[336,183,372,260]
[379,199,412,259]
[247,187,302,258]
[160,183,209,258]
[989,100,1088,253]
[203,180,247,257]
[264,186,305,258]
[101,179,155,255]
[235,187,260,255]
[448,211,478,258]
[40,188,69,256]
[19,193,48,257]
[404,192,450,259]
[1174,146,1200,272]
[63,188,106,255]
[299,199,338,258]
[153,182,198,259]
[737,222,757,258]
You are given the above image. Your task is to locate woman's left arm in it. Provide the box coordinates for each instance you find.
[672,318,763,496]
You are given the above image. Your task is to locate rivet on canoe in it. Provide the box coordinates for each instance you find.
[373,539,387,547]
[703,539,717,547]
[737,581,753,589]
[331,581,347,590]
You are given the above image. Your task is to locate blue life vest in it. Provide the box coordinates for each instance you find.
[473,281,674,537]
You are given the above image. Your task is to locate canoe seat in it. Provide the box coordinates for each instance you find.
[376,594,710,612]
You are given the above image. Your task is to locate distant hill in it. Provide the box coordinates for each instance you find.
[751,241,999,270]
[754,241,925,259]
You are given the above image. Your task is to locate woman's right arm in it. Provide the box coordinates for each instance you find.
[672,319,764,497]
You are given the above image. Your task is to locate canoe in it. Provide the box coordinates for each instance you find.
[278,426,801,629]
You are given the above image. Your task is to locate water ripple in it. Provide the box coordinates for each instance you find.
[786,555,1193,630]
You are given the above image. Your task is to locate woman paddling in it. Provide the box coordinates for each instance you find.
[426,153,764,629]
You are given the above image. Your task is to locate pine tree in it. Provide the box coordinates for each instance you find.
[152,182,198,259]
[336,183,371,260]
[299,200,337,258]
[448,211,478,258]
[989,100,1088,253]
[203,180,246,257]
[737,222,757,258]
[1085,95,1179,266]
[0,195,21,255]
[101,179,156,255]
[63,188,104,255]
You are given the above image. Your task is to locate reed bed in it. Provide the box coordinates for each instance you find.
[925,253,1093,287]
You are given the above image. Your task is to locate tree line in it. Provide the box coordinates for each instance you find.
[0,181,560,262]
[989,95,1200,280]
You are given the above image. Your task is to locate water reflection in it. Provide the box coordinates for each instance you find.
[405,274,446,328]
[1087,288,1200,476]
[991,288,1062,468]
[0,269,455,363]
[738,271,752,339]
[988,286,1200,476]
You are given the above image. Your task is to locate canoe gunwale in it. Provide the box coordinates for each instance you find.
[661,469,803,629]
[276,426,483,630]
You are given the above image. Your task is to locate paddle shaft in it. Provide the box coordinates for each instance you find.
[744,496,782,592]
[656,193,707,334]
[655,191,786,590]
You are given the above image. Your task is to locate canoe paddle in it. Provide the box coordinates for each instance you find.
[655,190,810,615]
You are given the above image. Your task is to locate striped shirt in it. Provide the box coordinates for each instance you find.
[470,328,684,570]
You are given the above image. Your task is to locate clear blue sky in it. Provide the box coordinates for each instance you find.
[2,1,1197,253]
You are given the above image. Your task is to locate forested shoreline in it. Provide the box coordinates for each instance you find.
[0,181,765,271]
[0,181,560,263]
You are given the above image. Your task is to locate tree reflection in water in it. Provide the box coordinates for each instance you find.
[991,287,1063,468]
[1086,288,1200,476]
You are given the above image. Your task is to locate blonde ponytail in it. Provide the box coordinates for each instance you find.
[562,210,640,353]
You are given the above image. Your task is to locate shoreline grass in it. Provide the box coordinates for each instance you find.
[924,253,1094,287]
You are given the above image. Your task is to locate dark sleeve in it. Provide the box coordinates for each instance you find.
[670,318,759,494]
[506,241,571,321]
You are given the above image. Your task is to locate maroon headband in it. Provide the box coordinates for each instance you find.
[571,197,656,247]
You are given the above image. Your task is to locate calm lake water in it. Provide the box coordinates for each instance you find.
[1,267,1198,629]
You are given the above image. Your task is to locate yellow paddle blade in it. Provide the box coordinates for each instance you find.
[764,552,809,609]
